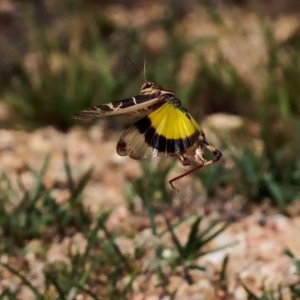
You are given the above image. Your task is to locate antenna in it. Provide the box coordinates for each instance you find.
[143,54,146,81]
[126,56,144,82]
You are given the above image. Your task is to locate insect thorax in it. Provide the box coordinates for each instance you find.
[170,96,181,107]
[167,95,191,118]
[140,81,174,95]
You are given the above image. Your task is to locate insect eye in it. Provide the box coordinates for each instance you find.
[143,82,152,88]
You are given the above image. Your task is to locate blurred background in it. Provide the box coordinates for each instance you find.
[0,0,300,299]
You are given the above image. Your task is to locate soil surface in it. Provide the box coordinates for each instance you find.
[0,125,299,299]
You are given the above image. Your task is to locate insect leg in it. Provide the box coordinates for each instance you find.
[169,136,222,191]
[174,153,191,166]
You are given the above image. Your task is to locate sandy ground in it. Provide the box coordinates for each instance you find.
[0,124,300,299]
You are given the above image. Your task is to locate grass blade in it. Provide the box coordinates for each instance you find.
[1,263,43,299]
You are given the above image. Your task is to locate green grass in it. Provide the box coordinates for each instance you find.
[0,156,232,298]
[0,5,144,130]
[191,16,300,209]
[0,154,92,252]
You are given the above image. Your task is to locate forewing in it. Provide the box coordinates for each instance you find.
[73,93,165,120]
[116,101,201,159]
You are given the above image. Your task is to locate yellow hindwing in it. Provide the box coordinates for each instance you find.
[148,101,200,140]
